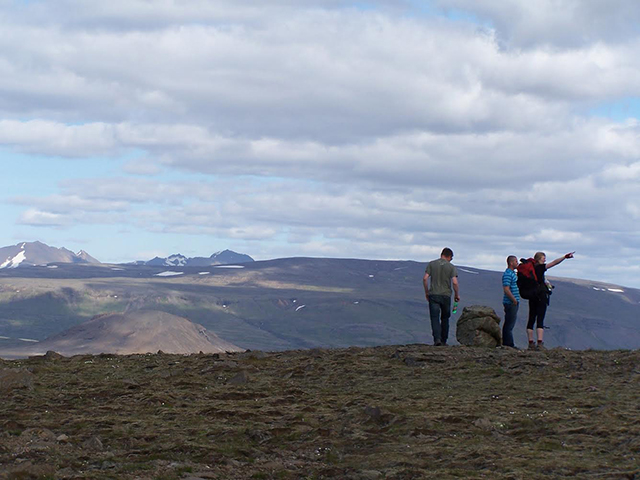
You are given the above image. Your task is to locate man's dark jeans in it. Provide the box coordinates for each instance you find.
[429,294,451,344]
[502,302,519,347]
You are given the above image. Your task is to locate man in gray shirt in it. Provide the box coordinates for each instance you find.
[422,247,460,346]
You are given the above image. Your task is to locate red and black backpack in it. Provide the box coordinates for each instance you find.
[517,258,539,300]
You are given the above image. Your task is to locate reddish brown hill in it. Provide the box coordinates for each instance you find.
[22,310,243,356]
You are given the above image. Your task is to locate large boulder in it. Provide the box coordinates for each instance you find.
[456,305,502,347]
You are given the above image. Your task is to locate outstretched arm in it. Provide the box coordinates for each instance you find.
[547,251,575,269]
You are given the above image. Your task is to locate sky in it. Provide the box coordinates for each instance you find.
[1,0,640,287]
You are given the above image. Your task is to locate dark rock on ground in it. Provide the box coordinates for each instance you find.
[0,461,56,479]
[44,350,65,360]
[228,370,250,385]
[83,436,104,451]
[0,368,34,393]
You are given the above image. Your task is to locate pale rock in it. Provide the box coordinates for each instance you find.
[456,305,502,347]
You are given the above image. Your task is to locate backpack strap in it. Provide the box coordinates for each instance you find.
[527,258,538,282]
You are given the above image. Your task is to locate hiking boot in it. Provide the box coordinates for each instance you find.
[528,341,536,350]
[434,341,443,347]
[536,342,546,351]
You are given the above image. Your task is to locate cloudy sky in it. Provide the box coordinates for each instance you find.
[2,0,640,287]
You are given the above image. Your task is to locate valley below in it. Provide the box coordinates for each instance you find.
[1,257,639,356]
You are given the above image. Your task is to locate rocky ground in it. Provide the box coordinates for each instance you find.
[1,345,639,479]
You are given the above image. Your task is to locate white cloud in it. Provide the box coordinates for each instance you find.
[523,229,585,244]
[2,7,640,140]
[19,209,68,227]
[3,119,640,192]
[3,1,640,287]
[12,195,130,213]
[434,0,640,48]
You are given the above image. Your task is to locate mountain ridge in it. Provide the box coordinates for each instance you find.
[0,257,638,354]
[0,241,101,268]
[12,310,243,357]
[0,241,254,269]
[142,249,254,267]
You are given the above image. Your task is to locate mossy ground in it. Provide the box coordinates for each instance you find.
[1,345,639,479]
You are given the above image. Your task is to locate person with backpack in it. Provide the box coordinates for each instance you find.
[518,251,575,350]
[423,247,460,346]
[502,255,520,348]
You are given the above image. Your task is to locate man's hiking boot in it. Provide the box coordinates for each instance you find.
[536,342,546,351]
[528,341,536,351]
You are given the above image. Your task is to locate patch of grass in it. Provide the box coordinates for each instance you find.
[1,346,639,479]
[534,438,565,451]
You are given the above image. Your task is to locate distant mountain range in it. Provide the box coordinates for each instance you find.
[1,257,638,354]
[0,242,253,268]
[140,250,254,267]
[0,241,100,268]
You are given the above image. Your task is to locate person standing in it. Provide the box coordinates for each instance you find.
[502,255,520,348]
[423,248,460,346]
[527,251,574,350]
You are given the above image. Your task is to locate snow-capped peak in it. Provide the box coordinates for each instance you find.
[165,254,188,267]
[0,241,101,268]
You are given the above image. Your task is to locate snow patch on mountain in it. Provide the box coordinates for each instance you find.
[155,271,185,277]
[459,268,479,274]
[1,251,27,268]
[165,254,188,267]
[592,286,625,293]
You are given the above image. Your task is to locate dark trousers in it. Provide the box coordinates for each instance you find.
[502,302,519,347]
[428,295,451,344]
[527,295,547,329]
